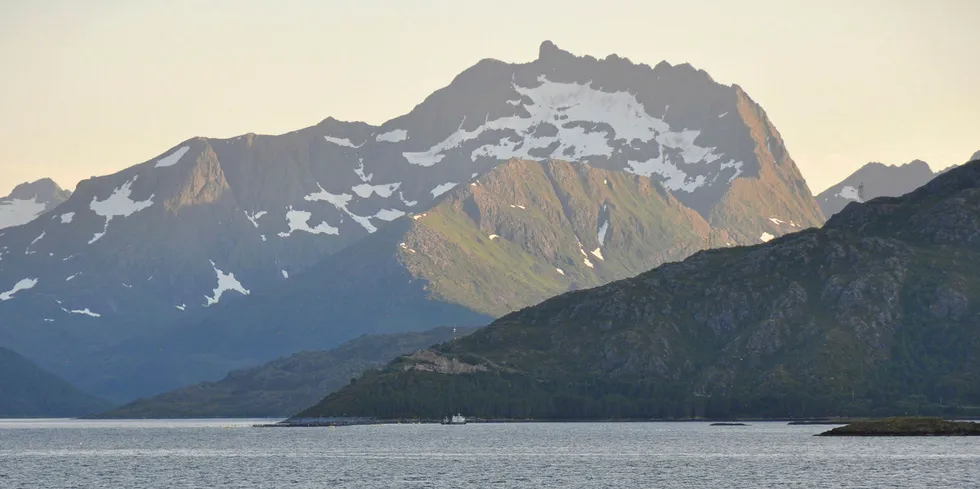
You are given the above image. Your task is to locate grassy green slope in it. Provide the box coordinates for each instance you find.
[403,159,714,316]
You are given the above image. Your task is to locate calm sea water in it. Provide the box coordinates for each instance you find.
[0,419,977,488]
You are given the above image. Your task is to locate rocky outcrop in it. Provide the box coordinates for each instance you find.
[819,417,980,436]
[400,349,489,374]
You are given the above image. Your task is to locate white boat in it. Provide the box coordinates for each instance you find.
[441,413,466,425]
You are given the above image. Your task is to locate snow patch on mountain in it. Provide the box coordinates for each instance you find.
[281,270,289,279]
[65,273,78,281]
[376,129,408,143]
[305,184,378,233]
[0,278,37,301]
[354,160,373,182]
[431,182,458,198]
[556,268,565,275]
[88,176,154,244]
[399,192,417,207]
[836,186,862,202]
[392,75,740,193]
[277,208,339,237]
[154,146,190,168]
[60,212,75,224]
[323,135,361,148]
[245,210,267,228]
[175,304,186,311]
[69,308,100,318]
[351,182,400,199]
[204,260,250,306]
[760,232,775,242]
[30,232,45,246]
[399,242,419,253]
[583,257,595,268]
[597,220,609,246]
[769,217,784,225]
[373,209,406,221]
[0,197,47,230]
[590,248,604,261]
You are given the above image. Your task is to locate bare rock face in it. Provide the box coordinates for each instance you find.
[400,350,489,374]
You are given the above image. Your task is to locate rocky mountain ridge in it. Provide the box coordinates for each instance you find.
[0,41,822,401]
[816,150,980,218]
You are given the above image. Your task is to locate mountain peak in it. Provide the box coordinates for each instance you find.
[0,177,72,230]
[971,150,980,162]
[537,40,566,61]
[816,159,939,218]
[905,159,931,170]
[7,178,69,201]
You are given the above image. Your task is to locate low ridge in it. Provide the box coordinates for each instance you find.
[0,347,112,417]
[94,327,473,418]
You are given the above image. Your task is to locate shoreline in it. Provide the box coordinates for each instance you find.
[255,416,980,428]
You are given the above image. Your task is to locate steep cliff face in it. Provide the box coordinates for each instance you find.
[299,161,980,420]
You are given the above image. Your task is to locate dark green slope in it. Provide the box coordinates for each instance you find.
[297,159,980,420]
[94,327,474,418]
[0,347,113,417]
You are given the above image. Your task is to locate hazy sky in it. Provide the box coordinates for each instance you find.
[1,0,977,195]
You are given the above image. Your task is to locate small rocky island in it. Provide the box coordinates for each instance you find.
[819,417,980,436]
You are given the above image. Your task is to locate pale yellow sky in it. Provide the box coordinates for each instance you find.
[1,0,977,195]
